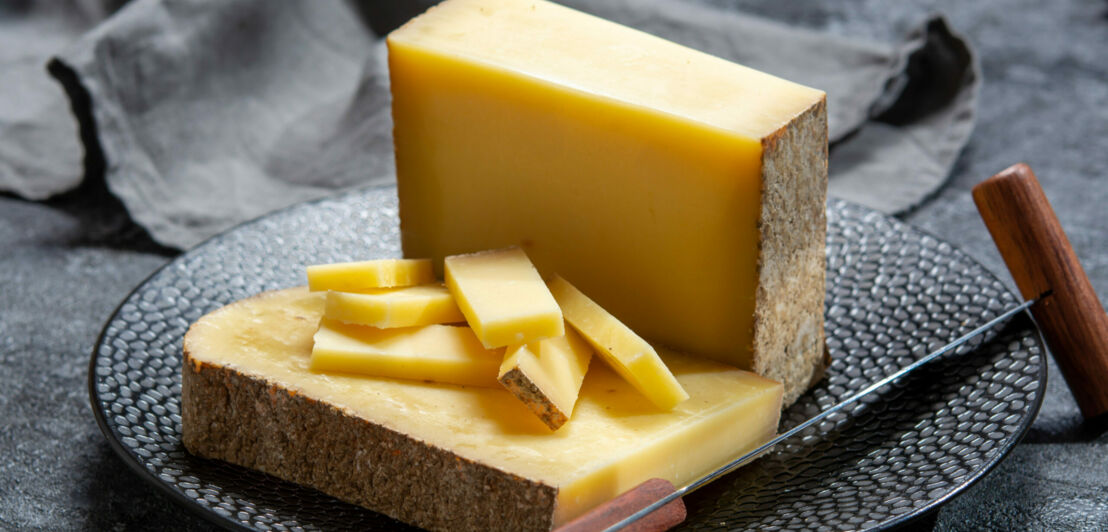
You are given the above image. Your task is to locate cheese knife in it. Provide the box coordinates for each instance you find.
[555,163,1108,532]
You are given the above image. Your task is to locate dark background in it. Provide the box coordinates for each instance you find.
[2,0,1106,530]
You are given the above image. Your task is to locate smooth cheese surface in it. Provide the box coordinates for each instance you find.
[445,247,564,348]
[189,288,784,526]
[324,285,465,328]
[388,0,826,365]
[307,259,433,292]
[389,0,821,139]
[548,276,688,410]
[311,319,503,387]
[499,325,593,430]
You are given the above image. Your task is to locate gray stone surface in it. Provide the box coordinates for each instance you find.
[1,0,1106,530]
[935,443,1108,532]
[0,179,214,530]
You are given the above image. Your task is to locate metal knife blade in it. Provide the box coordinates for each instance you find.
[595,295,1040,532]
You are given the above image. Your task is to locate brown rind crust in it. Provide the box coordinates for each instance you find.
[498,367,568,431]
[755,96,830,407]
[181,339,558,532]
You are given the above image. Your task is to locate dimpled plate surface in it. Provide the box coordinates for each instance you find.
[89,185,1044,531]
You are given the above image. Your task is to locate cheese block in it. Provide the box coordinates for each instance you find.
[307,258,433,292]
[548,275,687,410]
[311,319,502,387]
[182,288,784,531]
[498,325,593,431]
[389,0,828,405]
[445,247,564,348]
[324,285,465,328]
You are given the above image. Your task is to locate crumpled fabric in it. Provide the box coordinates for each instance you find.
[0,0,121,199]
[13,0,978,249]
[564,0,978,214]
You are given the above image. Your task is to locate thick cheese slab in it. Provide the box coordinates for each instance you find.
[389,0,828,405]
[182,288,784,531]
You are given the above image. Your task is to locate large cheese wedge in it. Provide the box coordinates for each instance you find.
[182,288,784,532]
[445,247,564,348]
[311,319,502,387]
[389,0,828,405]
[498,325,593,431]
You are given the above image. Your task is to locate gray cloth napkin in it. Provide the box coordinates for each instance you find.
[33,0,977,249]
[0,1,119,199]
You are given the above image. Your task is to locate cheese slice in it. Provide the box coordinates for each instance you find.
[444,247,563,348]
[498,325,593,431]
[182,288,784,531]
[389,0,828,406]
[311,319,502,387]
[548,275,688,410]
[324,285,465,328]
[307,258,433,292]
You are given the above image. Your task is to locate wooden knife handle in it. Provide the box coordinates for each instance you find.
[973,163,1108,419]
[553,478,686,532]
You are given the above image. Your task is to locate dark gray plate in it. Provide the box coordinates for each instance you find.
[89,185,1044,531]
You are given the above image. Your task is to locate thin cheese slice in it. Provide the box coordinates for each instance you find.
[311,319,502,387]
[548,275,688,410]
[444,247,563,348]
[183,287,785,529]
[498,325,593,430]
[324,285,465,328]
[307,258,433,292]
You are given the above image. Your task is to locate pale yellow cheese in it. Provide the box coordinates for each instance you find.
[444,247,563,348]
[324,285,465,328]
[186,287,784,527]
[388,0,828,393]
[307,258,433,292]
[498,325,593,430]
[311,319,502,387]
[548,275,688,410]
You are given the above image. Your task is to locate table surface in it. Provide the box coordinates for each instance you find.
[2,1,1106,531]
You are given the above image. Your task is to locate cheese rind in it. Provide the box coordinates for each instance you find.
[182,287,784,531]
[498,326,593,430]
[311,319,502,387]
[307,258,434,292]
[548,275,688,410]
[389,0,828,405]
[324,285,465,328]
[444,247,564,348]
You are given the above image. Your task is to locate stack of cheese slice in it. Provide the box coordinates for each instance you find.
[308,250,690,431]
[309,258,500,388]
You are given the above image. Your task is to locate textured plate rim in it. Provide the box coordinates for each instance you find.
[83,186,405,532]
[87,185,1047,531]
[862,223,1047,531]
